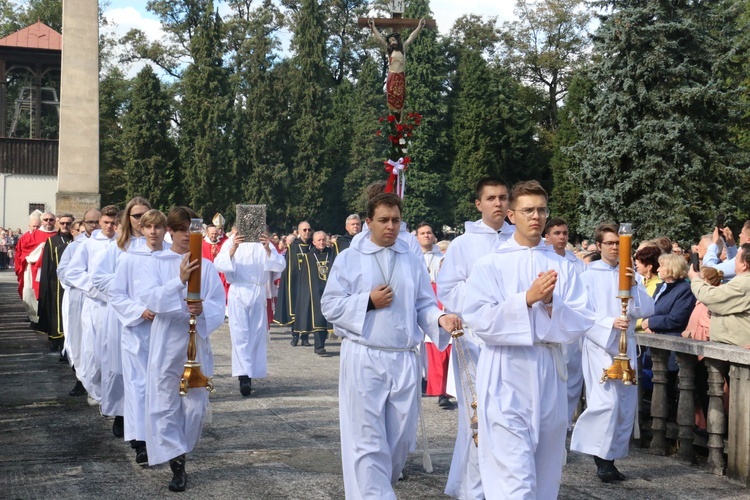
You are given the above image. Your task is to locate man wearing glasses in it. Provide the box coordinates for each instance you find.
[15,211,58,324]
[462,181,595,499]
[37,214,76,357]
[274,221,312,346]
[58,209,100,397]
[570,222,654,483]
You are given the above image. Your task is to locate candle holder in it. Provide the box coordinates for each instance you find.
[180,218,213,396]
[601,223,637,386]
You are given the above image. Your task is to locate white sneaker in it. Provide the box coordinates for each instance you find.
[87,395,100,407]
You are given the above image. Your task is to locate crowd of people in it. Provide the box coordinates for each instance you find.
[8,177,750,498]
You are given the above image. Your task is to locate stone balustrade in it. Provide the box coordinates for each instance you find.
[636,333,750,486]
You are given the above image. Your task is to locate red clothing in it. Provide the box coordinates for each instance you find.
[386,69,405,113]
[14,229,55,299]
[202,236,230,299]
[425,343,452,396]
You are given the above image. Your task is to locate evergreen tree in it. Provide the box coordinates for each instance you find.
[572,0,749,242]
[400,0,450,225]
[121,66,181,211]
[99,68,130,208]
[179,3,233,220]
[286,0,332,225]
[321,79,355,229]
[549,71,592,237]
[226,0,290,231]
[344,57,386,215]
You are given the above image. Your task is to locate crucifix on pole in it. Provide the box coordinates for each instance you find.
[358,2,436,122]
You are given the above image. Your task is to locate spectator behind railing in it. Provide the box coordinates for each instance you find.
[681,267,724,430]
[689,242,750,348]
[642,254,697,416]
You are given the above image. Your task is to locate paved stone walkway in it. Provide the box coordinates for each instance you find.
[0,272,746,499]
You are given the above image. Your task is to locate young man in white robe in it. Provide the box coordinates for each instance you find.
[58,208,100,397]
[544,217,587,428]
[437,177,514,500]
[463,180,596,500]
[214,230,286,397]
[93,198,150,439]
[570,222,654,483]
[321,193,461,500]
[64,205,120,404]
[110,209,169,465]
[139,206,225,492]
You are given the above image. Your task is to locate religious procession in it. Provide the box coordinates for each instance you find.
[4,0,750,497]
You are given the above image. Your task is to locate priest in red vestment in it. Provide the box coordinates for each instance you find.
[15,212,57,322]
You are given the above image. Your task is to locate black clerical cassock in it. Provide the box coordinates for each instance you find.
[37,231,74,350]
[293,245,334,353]
[274,238,311,328]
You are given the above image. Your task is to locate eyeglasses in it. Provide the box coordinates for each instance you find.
[513,207,550,218]
[600,241,620,247]
[130,213,146,220]
[42,218,54,222]
[58,221,71,226]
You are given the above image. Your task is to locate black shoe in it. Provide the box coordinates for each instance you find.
[438,395,452,408]
[239,376,252,397]
[315,348,327,356]
[135,444,148,465]
[69,380,86,397]
[59,351,68,363]
[301,340,312,347]
[112,416,124,438]
[595,457,625,483]
[168,455,187,492]
[290,334,299,347]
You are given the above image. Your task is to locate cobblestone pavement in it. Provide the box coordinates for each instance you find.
[0,272,746,499]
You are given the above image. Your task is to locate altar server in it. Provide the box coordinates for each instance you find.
[110,209,168,465]
[437,177,514,500]
[463,180,595,499]
[93,197,151,438]
[64,205,120,403]
[321,193,461,500]
[140,206,224,492]
[214,230,285,396]
[570,222,654,483]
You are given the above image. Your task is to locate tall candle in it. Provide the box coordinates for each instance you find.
[618,223,632,297]
[187,219,203,301]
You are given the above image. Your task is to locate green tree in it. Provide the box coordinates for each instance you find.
[226,0,290,231]
[121,66,181,210]
[179,3,233,220]
[286,0,332,225]
[399,0,450,226]
[572,0,749,242]
[501,0,592,130]
[99,68,130,208]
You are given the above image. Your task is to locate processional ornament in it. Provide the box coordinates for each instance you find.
[451,327,479,446]
[180,218,214,396]
[600,223,638,385]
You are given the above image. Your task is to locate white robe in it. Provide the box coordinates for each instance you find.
[463,237,595,500]
[64,230,117,401]
[437,220,514,500]
[321,236,449,500]
[140,250,225,465]
[109,242,170,443]
[214,242,286,377]
[58,234,87,371]
[93,237,146,417]
[570,261,654,461]
[559,249,587,427]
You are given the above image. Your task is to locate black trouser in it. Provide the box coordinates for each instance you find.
[314,330,328,351]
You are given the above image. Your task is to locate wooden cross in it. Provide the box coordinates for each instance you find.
[356,1,437,30]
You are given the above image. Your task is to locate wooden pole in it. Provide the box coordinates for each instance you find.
[357,17,437,30]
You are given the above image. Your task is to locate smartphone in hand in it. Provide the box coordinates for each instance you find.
[689,252,700,272]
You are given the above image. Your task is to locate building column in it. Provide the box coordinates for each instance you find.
[56,0,100,217]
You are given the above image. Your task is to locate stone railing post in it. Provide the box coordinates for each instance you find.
[705,358,727,475]
[727,364,750,486]
[676,352,697,463]
[649,347,670,455]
